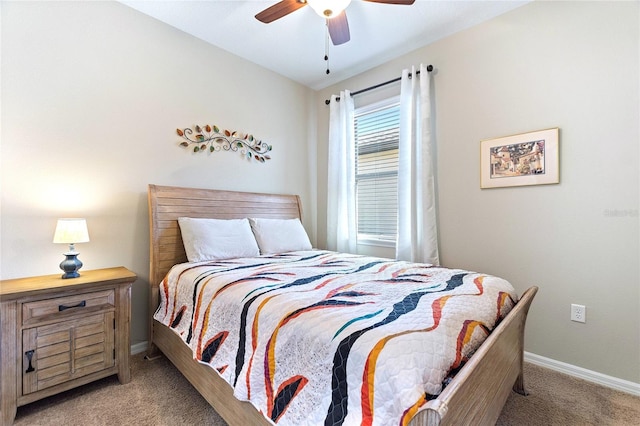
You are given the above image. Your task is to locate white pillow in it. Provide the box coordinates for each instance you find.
[249,218,312,255]
[178,217,259,262]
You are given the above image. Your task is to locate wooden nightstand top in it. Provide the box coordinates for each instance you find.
[0,267,137,300]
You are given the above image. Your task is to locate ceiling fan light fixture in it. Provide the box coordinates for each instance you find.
[306,0,352,18]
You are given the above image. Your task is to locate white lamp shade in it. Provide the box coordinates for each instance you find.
[53,218,90,244]
[306,0,352,18]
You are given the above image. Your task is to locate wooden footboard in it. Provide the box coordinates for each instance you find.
[412,286,538,426]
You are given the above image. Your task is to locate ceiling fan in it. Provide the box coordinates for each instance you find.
[255,0,415,46]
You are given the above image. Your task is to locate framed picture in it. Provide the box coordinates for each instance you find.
[480,127,559,189]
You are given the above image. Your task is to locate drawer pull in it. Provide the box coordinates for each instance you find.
[25,350,35,373]
[58,300,86,311]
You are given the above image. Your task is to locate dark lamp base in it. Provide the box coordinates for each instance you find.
[60,252,83,279]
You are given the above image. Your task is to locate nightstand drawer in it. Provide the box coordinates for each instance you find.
[22,289,115,325]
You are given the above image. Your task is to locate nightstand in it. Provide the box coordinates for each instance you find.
[0,267,136,425]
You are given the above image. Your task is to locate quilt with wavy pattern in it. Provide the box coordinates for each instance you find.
[155,250,517,426]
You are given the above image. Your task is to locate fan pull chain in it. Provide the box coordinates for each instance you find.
[325,24,330,74]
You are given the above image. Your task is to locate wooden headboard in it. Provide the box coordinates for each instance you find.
[147,184,304,310]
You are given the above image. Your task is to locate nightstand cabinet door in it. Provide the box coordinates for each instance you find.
[22,311,115,395]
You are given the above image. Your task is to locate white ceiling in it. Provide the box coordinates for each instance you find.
[120,0,530,90]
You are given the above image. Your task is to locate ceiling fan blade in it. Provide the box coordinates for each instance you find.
[362,0,415,4]
[255,0,307,24]
[327,11,350,45]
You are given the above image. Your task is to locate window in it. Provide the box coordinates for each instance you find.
[354,98,400,246]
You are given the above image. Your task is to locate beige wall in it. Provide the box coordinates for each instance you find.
[316,1,640,383]
[1,1,314,345]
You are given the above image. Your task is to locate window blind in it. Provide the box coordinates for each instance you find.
[354,101,400,243]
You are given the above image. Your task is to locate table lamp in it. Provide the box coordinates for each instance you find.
[53,218,90,279]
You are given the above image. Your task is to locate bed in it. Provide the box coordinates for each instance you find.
[147,184,537,426]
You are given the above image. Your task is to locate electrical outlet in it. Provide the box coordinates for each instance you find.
[571,304,586,323]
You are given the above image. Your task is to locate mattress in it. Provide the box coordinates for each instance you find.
[154,250,518,426]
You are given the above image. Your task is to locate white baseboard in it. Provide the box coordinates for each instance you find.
[525,351,640,397]
[131,341,148,355]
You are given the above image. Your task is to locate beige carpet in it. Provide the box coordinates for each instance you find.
[14,354,640,425]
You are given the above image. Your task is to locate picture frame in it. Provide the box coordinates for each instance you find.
[480,127,559,189]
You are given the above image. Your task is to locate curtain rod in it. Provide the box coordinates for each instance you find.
[324,64,433,105]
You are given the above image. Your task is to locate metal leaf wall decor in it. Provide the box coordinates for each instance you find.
[177,124,272,162]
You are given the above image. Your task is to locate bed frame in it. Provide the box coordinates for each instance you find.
[147,184,537,426]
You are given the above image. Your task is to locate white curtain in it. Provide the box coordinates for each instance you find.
[396,65,440,265]
[327,91,357,253]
